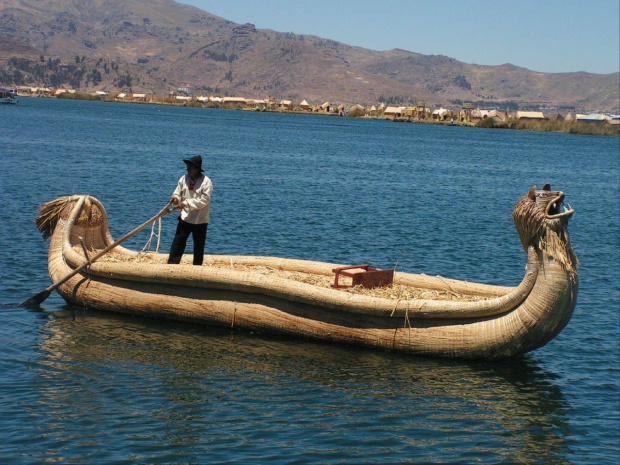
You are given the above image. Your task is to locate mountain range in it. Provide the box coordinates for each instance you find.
[1,0,618,112]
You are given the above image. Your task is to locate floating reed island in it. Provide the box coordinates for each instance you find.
[23,89,619,136]
[33,185,578,360]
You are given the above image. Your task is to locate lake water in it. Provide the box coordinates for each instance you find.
[0,97,618,464]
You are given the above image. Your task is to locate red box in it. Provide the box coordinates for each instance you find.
[332,264,394,289]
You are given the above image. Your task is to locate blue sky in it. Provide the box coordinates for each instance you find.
[178,0,619,74]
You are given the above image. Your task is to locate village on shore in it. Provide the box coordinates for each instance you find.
[12,85,620,136]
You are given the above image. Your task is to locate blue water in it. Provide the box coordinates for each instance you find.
[0,97,618,464]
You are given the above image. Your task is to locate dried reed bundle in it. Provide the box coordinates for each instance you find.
[94,250,483,301]
[35,196,74,239]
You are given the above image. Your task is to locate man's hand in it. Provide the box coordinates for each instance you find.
[170,197,179,205]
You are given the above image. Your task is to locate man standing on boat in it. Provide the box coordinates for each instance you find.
[167,155,213,265]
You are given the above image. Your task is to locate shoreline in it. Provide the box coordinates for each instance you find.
[18,92,620,137]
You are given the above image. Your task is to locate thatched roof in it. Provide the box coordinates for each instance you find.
[515,111,545,120]
[384,106,405,114]
[222,97,247,103]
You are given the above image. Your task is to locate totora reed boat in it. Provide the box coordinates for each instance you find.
[33,184,578,360]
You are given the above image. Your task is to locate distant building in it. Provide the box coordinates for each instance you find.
[279,100,293,110]
[432,107,452,121]
[222,97,247,106]
[177,85,194,96]
[250,98,269,109]
[576,113,611,123]
[402,107,417,118]
[489,110,507,123]
[383,106,405,118]
[471,109,491,121]
[460,103,474,122]
[416,102,426,118]
[514,111,546,120]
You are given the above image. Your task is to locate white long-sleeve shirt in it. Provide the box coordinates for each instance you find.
[171,174,213,224]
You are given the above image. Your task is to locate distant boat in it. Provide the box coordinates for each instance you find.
[0,87,18,104]
[32,185,578,360]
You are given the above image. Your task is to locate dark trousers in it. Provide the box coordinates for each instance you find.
[167,218,208,265]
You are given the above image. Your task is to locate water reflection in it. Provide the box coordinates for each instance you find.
[30,306,572,464]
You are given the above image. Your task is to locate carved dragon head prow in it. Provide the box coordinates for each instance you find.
[513,184,578,282]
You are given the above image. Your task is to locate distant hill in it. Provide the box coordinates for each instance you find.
[1,0,618,112]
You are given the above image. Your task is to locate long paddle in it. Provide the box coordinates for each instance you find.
[20,202,178,307]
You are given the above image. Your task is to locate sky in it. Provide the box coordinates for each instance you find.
[178,0,619,75]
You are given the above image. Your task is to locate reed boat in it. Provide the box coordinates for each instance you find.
[34,185,578,360]
[0,87,18,104]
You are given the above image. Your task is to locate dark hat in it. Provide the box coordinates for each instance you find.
[183,155,204,172]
